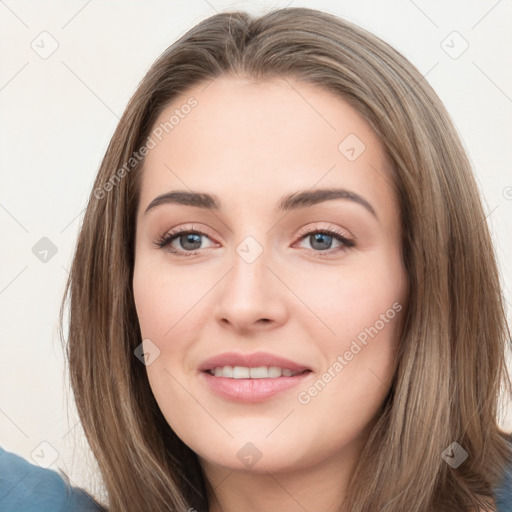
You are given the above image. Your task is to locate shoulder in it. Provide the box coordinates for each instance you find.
[0,446,103,511]
[494,453,512,512]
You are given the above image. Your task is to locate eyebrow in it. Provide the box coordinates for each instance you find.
[144,188,377,218]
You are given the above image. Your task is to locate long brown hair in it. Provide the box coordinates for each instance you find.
[59,7,512,511]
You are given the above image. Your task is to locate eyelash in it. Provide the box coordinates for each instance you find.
[154,224,355,258]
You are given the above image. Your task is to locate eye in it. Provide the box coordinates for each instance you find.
[154,225,216,257]
[294,226,355,256]
[154,224,355,257]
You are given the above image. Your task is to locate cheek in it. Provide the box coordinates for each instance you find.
[132,260,196,432]
[296,256,405,344]
[293,268,405,446]
[132,257,203,339]
[132,256,215,394]
[298,252,406,407]
[133,268,166,340]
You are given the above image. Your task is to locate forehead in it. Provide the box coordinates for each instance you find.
[138,76,395,219]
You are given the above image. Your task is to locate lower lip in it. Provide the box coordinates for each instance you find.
[200,371,312,402]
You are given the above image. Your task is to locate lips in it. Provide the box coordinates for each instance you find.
[198,351,311,374]
[197,351,313,402]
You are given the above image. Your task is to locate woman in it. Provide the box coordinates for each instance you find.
[57,7,512,511]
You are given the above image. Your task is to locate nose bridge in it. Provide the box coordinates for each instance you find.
[229,232,270,301]
[228,211,271,277]
[213,228,287,329]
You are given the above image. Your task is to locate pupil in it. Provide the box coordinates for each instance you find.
[181,233,201,250]
[311,233,332,250]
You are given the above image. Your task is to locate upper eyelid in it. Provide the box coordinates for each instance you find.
[165,224,218,242]
[161,223,352,241]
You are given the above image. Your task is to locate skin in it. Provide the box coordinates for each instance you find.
[132,76,408,512]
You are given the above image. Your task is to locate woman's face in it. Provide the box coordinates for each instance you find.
[133,76,407,477]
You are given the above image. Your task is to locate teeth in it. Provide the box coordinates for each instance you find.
[268,366,282,378]
[233,366,250,378]
[210,366,303,379]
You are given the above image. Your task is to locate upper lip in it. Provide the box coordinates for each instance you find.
[198,351,311,373]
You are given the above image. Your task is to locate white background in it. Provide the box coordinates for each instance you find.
[1,0,511,500]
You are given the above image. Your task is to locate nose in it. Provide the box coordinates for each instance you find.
[213,239,288,335]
